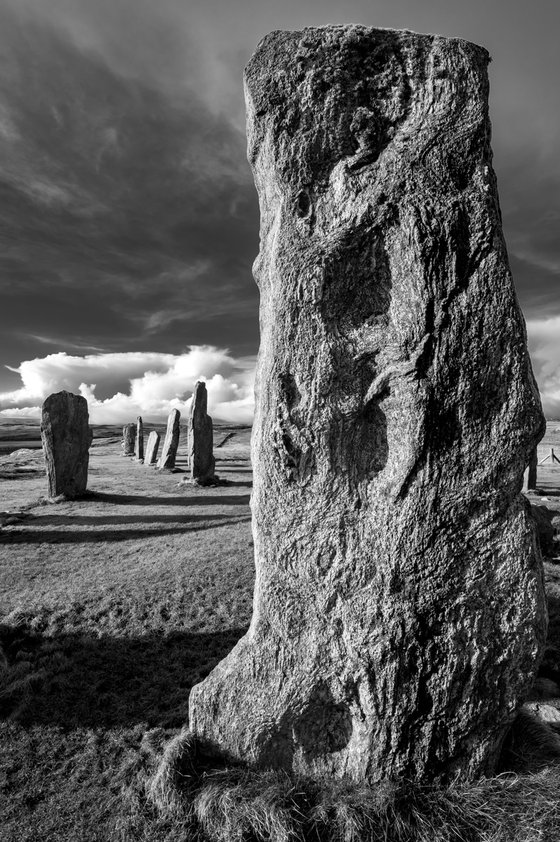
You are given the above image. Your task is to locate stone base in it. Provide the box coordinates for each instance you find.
[178,474,224,488]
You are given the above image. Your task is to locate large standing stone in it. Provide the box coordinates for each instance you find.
[188,27,546,785]
[135,416,144,462]
[41,390,93,499]
[158,409,181,470]
[122,423,136,456]
[187,381,215,482]
[145,431,161,466]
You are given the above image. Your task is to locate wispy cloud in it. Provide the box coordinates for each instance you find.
[0,0,259,386]
[497,152,560,320]
[22,334,107,353]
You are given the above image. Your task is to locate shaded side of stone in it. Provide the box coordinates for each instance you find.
[122,423,136,456]
[135,417,144,461]
[145,431,161,466]
[41,390,93,498]
[531,505,557,558]
[158,409,181,470]
[188,26,546,786]
[188,381,215,482]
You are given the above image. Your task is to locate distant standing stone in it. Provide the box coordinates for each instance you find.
[158,409,181,470]
[122,423,136,456]
[524,449,538,491]
[145,431,161,466]
[188,381,215,482]
[41,390,93,499]
[135,416,144,462]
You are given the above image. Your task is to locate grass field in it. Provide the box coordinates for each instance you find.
[0,425,255,841]
[1,423,560,840]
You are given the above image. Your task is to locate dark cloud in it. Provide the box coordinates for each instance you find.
[508,255,560,322]
[0,0,558,400]
[0,2,259,392]
[495,148,560,319]
[3,0,198,94]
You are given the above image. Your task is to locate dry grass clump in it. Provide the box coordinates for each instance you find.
[142,729,560,842]
[193,769,306,842]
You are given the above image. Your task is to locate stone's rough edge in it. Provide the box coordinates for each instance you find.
[188,25,545,787]
[249,25,491,68]
[278,24,489,51]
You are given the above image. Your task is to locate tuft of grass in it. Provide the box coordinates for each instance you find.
[192,771,298,842]
[148,729,201,819]
[145,730,560,842]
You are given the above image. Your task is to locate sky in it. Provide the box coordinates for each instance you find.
[0,0,558,422]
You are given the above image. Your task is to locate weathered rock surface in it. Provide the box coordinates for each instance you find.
[158,409,181,470]
[188,26,546,785]
[122,423,136,456]
[41,390,93,498]
[187,381,215,482]
[135,417,144,462]
[145,431,161,466]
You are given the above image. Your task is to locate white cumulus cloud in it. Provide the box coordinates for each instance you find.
[2,328,558,425]
[0,346,255,424]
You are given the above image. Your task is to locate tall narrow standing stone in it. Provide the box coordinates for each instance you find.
[122,423,136,456]
[187,381,215,483]
[524,449,538,492]
[145,431,161,466]
[135,416,144,462]
[158,409,181,470]
[188,27,546,785]
[41,390,93,499]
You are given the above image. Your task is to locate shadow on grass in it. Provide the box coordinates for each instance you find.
[184,494,251,506]
[0,622,248,729]
[534,488,560,499]
[0,515,251,543]
[15,512,251,526]
[88,491,251,506]
[214,480,252,488]
[80,491,192,505]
